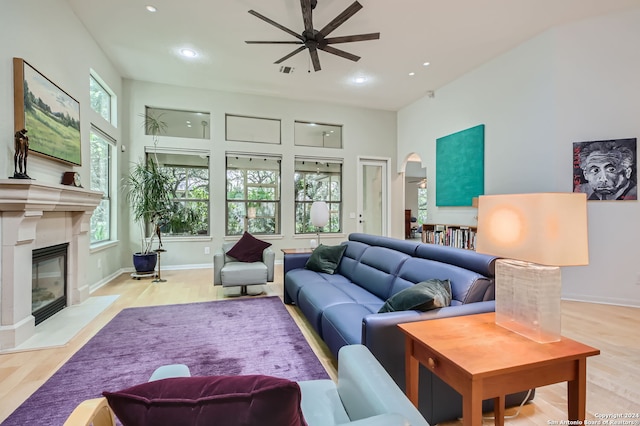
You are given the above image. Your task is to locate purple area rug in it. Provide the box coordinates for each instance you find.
[2,296,328,426]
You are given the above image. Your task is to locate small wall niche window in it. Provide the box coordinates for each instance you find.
[226,153,281,235]
[89,72,116,125]
[226,114,281,144]
[294,121,342,148]
[294,157,342,234]
[145,107,211,140]
[146,148,210,236]
[90,127,115,244]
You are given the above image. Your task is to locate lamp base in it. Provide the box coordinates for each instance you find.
[495,259,562,343]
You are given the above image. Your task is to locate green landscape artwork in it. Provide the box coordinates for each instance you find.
[21,61,81,165]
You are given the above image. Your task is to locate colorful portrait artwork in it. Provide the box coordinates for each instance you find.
[573,138,637,201]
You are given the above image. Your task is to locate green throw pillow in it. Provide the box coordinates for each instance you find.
[378,279,452,313]
[304,244,347,274]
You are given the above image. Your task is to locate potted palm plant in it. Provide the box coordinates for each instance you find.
[124,113,173,273]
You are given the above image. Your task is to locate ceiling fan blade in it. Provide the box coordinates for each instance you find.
[318,1,362,38]
[319,45,360,62]
[248,10,304,41]
[274,46,307,64]
[246,41,304,44]
[300,0,314,35]
[325,33,380,44]
[309,47,321,71]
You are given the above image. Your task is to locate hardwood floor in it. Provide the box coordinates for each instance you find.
[0,266,637,425]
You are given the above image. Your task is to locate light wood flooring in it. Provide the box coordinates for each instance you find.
[0,266,638,425]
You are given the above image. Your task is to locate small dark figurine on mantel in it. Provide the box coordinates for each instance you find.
[11,128,31,179]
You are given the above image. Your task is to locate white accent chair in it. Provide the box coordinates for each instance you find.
[299,344,429,426]
[213,242,275,295]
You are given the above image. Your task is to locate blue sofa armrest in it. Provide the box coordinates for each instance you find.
[283,253,311,274]
[362,301,496,390]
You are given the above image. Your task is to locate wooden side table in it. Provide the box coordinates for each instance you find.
[398,313,600,426]
[281,248,314,255]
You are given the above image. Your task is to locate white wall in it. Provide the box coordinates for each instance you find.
[0,0,123,287]
[123,80,399,267]
[398,9,640,306]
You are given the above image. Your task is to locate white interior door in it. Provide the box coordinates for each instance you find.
[357,158,389,236]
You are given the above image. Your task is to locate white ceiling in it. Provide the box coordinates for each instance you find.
[66,0,640,111]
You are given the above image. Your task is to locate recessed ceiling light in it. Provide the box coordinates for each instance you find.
[409,72,416,76]
[180,48,197,58]
[423,62,430,67]
[145,5,157,12]
[354,76,367,84]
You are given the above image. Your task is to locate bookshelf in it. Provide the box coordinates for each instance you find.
[421,224,477,250]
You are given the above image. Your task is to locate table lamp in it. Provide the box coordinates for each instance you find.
[310,201,330,245]
[475,193,589,343]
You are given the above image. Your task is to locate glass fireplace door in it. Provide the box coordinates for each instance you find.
[32,243,68,325]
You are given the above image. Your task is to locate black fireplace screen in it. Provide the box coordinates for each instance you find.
[32,243,68,325]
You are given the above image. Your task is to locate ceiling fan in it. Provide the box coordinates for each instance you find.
[245,0,380,72]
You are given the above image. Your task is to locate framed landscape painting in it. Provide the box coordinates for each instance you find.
[13,58,81,166]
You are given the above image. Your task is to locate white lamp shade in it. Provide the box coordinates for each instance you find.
[310,201,330,228]
[476,192,589,266]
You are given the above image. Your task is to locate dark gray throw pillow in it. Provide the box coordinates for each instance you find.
[378,279,452,313]
[304,244,347,274]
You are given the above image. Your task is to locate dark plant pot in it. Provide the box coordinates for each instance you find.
[133,252,157,273]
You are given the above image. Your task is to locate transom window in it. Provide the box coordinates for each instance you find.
[90,127,115,244]
[226,154,281,235]
[294,158,342,234]
[89,73,115,124]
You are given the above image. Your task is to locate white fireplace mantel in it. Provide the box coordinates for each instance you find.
[0,180,102,350]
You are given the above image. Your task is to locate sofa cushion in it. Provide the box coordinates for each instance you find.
[378,279,452,313]
[103,375,306,426]
[305,244,347,274]
[226,232,271,263]
[321,303,383,356]
[221,261,267,286]
[395,257,491,304]
[350,247,410,299]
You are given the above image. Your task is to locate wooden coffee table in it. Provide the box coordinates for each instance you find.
[398,313,600,426]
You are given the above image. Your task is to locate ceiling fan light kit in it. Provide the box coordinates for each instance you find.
[246,0,380,71]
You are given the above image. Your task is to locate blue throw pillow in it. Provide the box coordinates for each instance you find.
[378,279,452,313]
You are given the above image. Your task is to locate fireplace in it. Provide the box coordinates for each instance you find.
[0,180,101,350]
[32,243,69,325]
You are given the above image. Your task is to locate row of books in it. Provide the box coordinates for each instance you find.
[422,225,477,250]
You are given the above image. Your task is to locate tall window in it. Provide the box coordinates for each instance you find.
[418,187,428,224]
[89,73,114,124]
[294,158,342,234]
[226,154,281,236]
[90,127,114,244]
[148,150,210,236]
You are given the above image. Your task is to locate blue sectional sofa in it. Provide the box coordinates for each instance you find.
[284,233,533,425]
